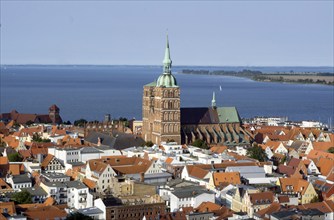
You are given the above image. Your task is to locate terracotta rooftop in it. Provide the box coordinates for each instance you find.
[83,178,97,189]
[0,202,16,216]
[313,141,334,152]
[277,195,290,203]
[308,149,334,161]
[255,202,281,219]
[186,166,210,179]
[279,177,310,195]
[0,178,13,191]
[41,154,55,169]
[249,191,274,205]
[298,200,334,214]
[264,141,283,151]
[212,172,241,187]
[316,157,334,177]
[165,157,174,164]
[196,201,221,212]
[19,205,67,220]
[8,164,24,175]
[210,146,228,154]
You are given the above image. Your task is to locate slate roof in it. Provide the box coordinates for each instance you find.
[12,174,31,184]
[78,207,104,216]
[42,172,69,180]
[85,131,145,150]
[81,147,103,154]
[65,180,88,189]
[172,186,213,199]
[271,210,296,219]
[180,107,241,125]
[43,182,66,188]
[23,186,47,196]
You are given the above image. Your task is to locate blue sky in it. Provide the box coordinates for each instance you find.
[1,1,333,66]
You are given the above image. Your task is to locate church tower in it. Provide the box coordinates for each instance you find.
[142,35,181,144]
[48,104,62,124]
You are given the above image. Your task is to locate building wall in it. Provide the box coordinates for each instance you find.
[45,158,65,173]
[142,86,181,145]
[106,203,166,220]
[302,184,318,204]
[170,193,214,212]
[81,152,101,163]
[67,187,91,209]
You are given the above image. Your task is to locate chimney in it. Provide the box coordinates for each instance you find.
[97,137,101,146]
[140,172,145,182]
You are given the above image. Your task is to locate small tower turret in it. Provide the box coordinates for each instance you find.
[211,92,216,109]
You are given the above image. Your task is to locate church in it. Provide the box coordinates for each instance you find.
[142,36,251,146]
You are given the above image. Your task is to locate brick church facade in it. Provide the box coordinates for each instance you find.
[142,36,181,144]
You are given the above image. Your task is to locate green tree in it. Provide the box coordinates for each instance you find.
[11,190,32,204]
[192,139,208,149]
[310,195,320,203]
[66,212,94,220]
[144,141,154,147]
[32,133,51,143]
[328,147,334,154]
[280,155,287,164]
[247,144,267,162]
[74,118,88,127]
[8,152,23,162]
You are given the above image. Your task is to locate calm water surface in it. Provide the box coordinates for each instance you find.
[1,65,333,124]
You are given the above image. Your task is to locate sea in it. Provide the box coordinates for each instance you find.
[0,65,333,125]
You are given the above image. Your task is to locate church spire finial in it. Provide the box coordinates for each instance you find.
[163,32,172,74]
[212,92,216,108]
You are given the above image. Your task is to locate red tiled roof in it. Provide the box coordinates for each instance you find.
[187,166,209,179]
[83,178,97,189]
[8,164,23,175]
[308,149,334,160]
[255,203,281,218]
[298,200,334,213]
[0,202,16,215]
[279,178,310,195]
[196,202,221,212]
[316,157,334,177]
[249,191,274,205]
[165,157,174,164]
[313,142,334,152]
[41,154,54,169]
[212,172,241,187]
[20,205,67,220]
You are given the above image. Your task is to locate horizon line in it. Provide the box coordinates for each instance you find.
[1,64,334,68]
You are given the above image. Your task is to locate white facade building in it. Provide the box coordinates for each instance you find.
[6,174,32,192]
[170,187,215,212]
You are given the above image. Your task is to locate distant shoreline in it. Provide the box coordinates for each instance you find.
[179,69,334,86]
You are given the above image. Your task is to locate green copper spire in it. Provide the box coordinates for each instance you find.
[163,33,172,74]
[212,91,216,108]
[156,34,178,87]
